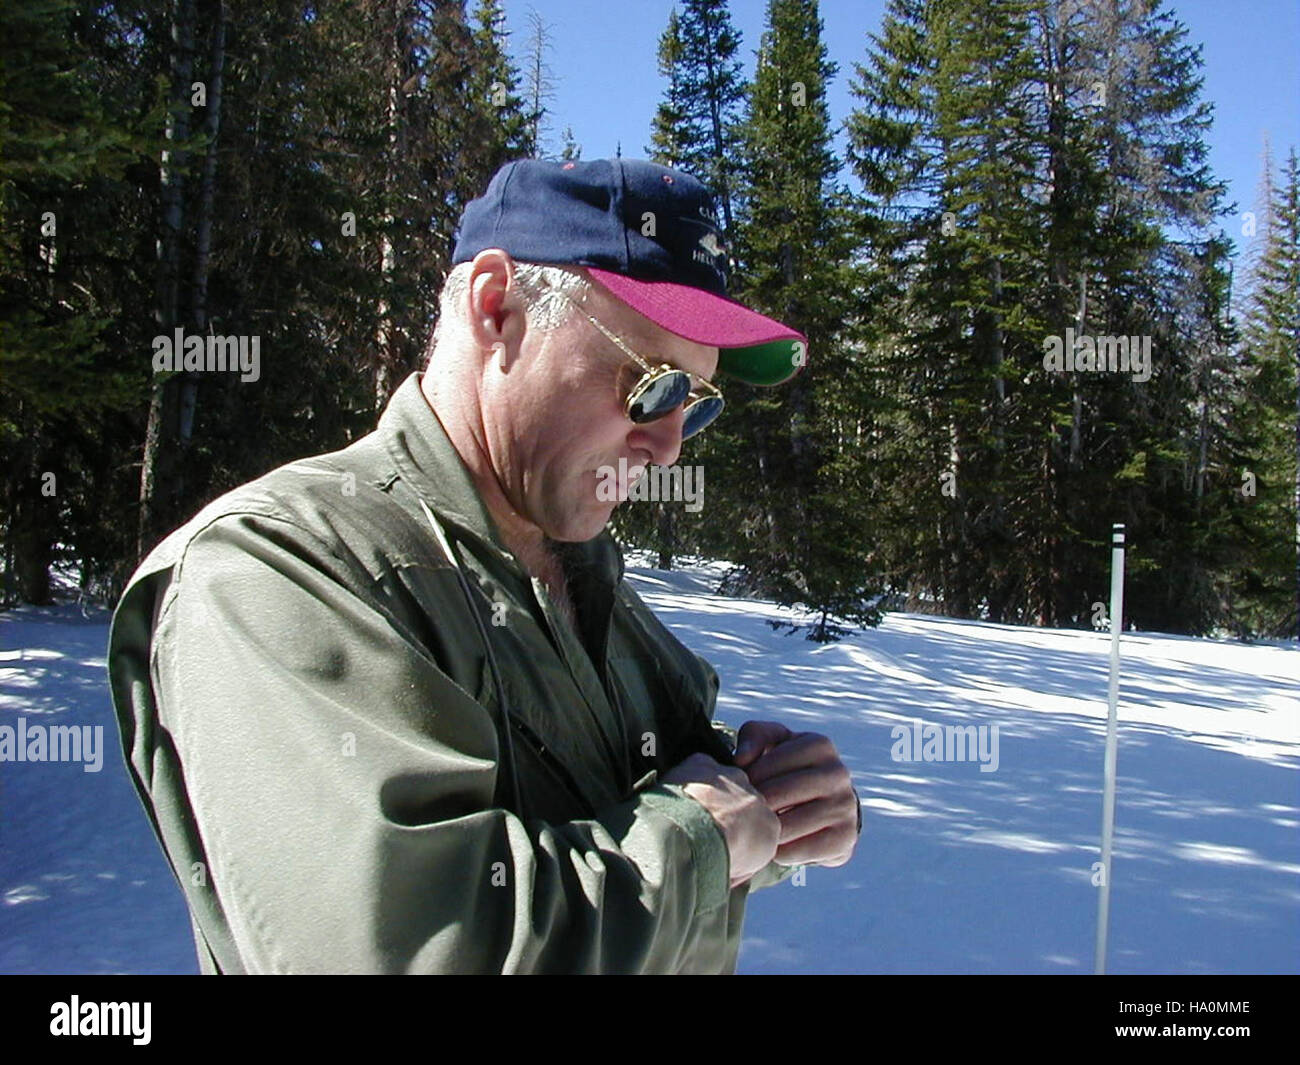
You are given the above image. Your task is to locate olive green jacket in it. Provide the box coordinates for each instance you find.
[107,372,791,974]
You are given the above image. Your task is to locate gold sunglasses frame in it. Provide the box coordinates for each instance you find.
[544,283,724,439]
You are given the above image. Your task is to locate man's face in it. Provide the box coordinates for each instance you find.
[489,280,719,543]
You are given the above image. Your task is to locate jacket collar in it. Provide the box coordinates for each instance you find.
[378,372,625,590]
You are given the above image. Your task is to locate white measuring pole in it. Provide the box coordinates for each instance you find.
[1094,522,1126,975]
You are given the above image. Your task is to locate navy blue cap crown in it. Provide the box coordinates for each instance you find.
[451,158,730,293]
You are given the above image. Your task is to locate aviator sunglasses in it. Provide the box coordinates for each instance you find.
[543,282,725,439]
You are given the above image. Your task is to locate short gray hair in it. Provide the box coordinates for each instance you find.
[430,260,594,350]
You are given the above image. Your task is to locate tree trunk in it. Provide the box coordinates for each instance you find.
[181,0,227,444]
[12,499,54,605]
[655,504,675,570]
[138,0,197,560]
[9,437,54,605]
[374,0,405,409]
[699,16,733,235]
[1070,271,1086,465]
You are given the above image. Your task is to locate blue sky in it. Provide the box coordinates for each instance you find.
[499,0,1300,264]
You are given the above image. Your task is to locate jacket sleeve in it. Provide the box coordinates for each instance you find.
[139,511,736,974]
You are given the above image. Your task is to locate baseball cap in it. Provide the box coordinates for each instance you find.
[451,158,808,387]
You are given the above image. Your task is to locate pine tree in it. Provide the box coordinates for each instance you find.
[846,0,1235,633]
[633,0,747,571]
[648,0,745,233]
[521,9,556,158]
[468,0,534,174]
[648,10,689,168]
[848,0,1049,623]
[881,0,1042,620]
[128,0,525,556]
[0,0,143,602]
[727,0,877,639]
[560,125,581,161]
[1235,149,1299,637]
[4,1,537,600]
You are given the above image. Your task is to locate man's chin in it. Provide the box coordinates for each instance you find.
[547,502,615,544]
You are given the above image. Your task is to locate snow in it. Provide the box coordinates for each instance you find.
[0,603,197,975]
[1,557,1296,974]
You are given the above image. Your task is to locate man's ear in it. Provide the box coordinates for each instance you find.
[466,249,526,362]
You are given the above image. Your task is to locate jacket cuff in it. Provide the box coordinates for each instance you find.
[633,782,731,916]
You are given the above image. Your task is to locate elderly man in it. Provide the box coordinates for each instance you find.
[108,158,860,974]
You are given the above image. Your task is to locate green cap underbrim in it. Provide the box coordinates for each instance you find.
[718,338,809,386]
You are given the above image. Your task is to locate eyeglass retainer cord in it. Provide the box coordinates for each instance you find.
[418,496,526,820]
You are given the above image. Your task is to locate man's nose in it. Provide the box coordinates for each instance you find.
[627,406,685,469]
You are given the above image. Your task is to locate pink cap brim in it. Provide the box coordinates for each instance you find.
[587,268,804,348]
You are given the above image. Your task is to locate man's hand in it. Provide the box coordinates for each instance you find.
[661,752,781,889]
[733,721,859,869]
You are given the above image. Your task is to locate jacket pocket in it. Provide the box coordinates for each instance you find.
[474,655,596,821]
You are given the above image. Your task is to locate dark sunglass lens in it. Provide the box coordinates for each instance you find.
[682,396,724,439]
[628,371,691,422]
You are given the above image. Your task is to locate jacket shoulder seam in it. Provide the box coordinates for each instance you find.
[156,506,357,634]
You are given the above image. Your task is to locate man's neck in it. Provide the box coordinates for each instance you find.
[419,372,578,630]
[510,535,579,632]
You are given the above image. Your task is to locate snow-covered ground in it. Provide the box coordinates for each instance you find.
[1,557,1296,974]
